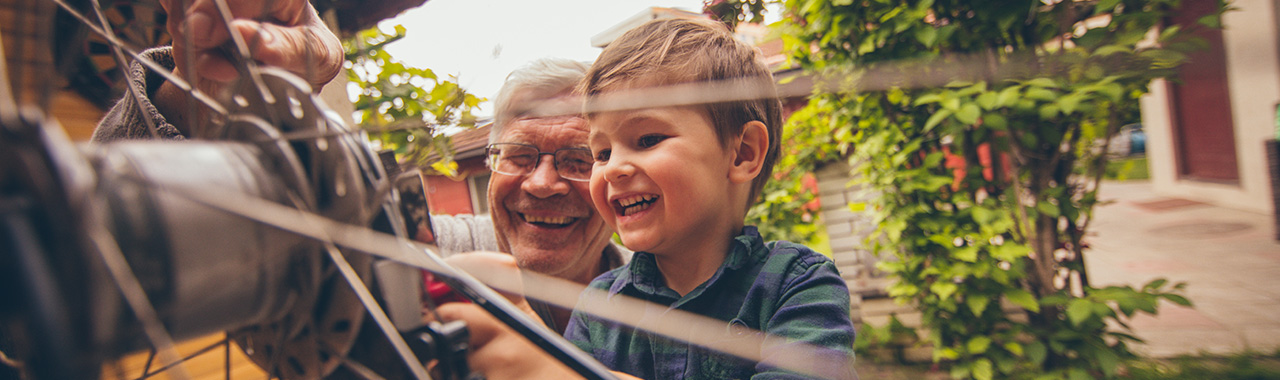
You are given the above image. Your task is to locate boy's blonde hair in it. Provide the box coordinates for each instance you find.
[579,17,783,207]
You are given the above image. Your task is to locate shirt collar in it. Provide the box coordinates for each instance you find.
[609,226,766,297]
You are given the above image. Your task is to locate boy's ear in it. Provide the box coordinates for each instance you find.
[729,121,769,185]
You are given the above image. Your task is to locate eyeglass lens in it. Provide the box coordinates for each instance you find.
[490,144,592,181]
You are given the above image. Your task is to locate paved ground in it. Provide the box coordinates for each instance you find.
[1086,180,1280,358]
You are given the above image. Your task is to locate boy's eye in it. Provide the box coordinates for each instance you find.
[637,134,667,148]
[594,149,611,162]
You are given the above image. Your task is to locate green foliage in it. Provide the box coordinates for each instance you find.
[343,25,483,175]
[1123,351,1280,380]
[1104,157,1149,181]
[746,99,842,243]
[855,314,921,364]
[704,0,772,28]
[710,0,1229,378]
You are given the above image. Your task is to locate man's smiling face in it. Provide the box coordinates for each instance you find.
[487,115,613,284]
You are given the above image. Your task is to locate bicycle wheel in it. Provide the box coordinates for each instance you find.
[0,0,441,378]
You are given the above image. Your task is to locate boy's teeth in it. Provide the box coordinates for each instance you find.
[524,215,572,225]
[617,194,656,207]
[617,194,657,216]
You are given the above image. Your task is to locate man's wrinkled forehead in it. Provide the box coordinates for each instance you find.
[496,115,590,147]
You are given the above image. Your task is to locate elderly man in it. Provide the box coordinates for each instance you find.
[90,0,625,334]
[428,58,626,333]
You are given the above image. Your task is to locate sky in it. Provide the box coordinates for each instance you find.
[377,0,710,118]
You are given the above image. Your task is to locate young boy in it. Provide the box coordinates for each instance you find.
[567,18,857,379]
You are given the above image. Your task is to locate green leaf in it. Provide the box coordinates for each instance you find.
[1038,104,1060,120]
[848,202,867,212]
[915,26,938,47]
[923,151,945,167]
[914,93,943,105]
[1026,341,1047,365]
[956,103,981,124]
[1159,25,1183,43]
[984,113,1008,130]
[943,96,961,111]
[968,336,992,354]
[1004,342,1023,356]
[1056,94,1082,114]
[972,359,994,380]
[1067,298,1094,326]
[1025,78,1059,88]
[968,295,990,315]
[991,244,1031,261]
[1036,201,1060,217]
[976,91,998,110]
[1068,368,1091,380]
[950,363,971,379]
[1005,288,1040,312]
[1095,0,1121,14]
[938,347,961,360]
[995,86,1020,107]
[932,281,959,300]
[1095,45,1130,56]
[1096,344,1121,377]
[1164,294,1192,307]
[1198,14,1222,28]
[1144,278,1168,290]
[1025,87,1056,101]
[924,109,953,131]
[955,246,979,262]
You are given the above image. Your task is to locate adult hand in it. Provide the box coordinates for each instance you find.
[153,0,342,136]
[436,303,583,380]
[441,251,539,320]
[160,0,342,92]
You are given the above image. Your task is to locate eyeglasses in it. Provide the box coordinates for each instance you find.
[486,143,593,182]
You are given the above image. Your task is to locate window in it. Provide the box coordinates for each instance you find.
[468,173,490,214]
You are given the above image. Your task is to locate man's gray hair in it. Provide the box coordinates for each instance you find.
[490,58,590,142]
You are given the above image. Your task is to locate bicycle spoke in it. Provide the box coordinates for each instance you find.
[339,358,389,380]
[133,337,230,380]
[87,224,192,380]
[85,0,161,139]
[320,242,431,380]
[47,0,230,118]
[224,337,232,380]
[140,349,156,379]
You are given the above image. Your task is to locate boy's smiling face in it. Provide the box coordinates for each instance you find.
[587,106,741,256]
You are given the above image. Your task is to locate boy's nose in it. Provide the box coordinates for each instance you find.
[600,153,635,182]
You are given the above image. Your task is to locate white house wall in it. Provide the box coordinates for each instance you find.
[1140,0,1280,214]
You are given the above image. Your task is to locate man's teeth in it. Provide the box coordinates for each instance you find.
[524,215,573,225]
[617,194,658,216]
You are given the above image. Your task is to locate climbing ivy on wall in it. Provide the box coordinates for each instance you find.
[710,0,1225,378]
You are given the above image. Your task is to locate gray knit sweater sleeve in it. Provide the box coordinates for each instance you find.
[91,47,186,142]
[428,214,499,257]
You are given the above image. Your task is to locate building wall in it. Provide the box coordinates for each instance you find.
[423,156,489,215]
[1141,0,1280,213]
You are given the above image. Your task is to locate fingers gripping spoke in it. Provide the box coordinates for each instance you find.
[46,0,230,118]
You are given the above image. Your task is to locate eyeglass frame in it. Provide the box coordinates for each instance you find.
[485,142,593,182]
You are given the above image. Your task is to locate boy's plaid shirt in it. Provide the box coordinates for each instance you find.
[565,227,858,379]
